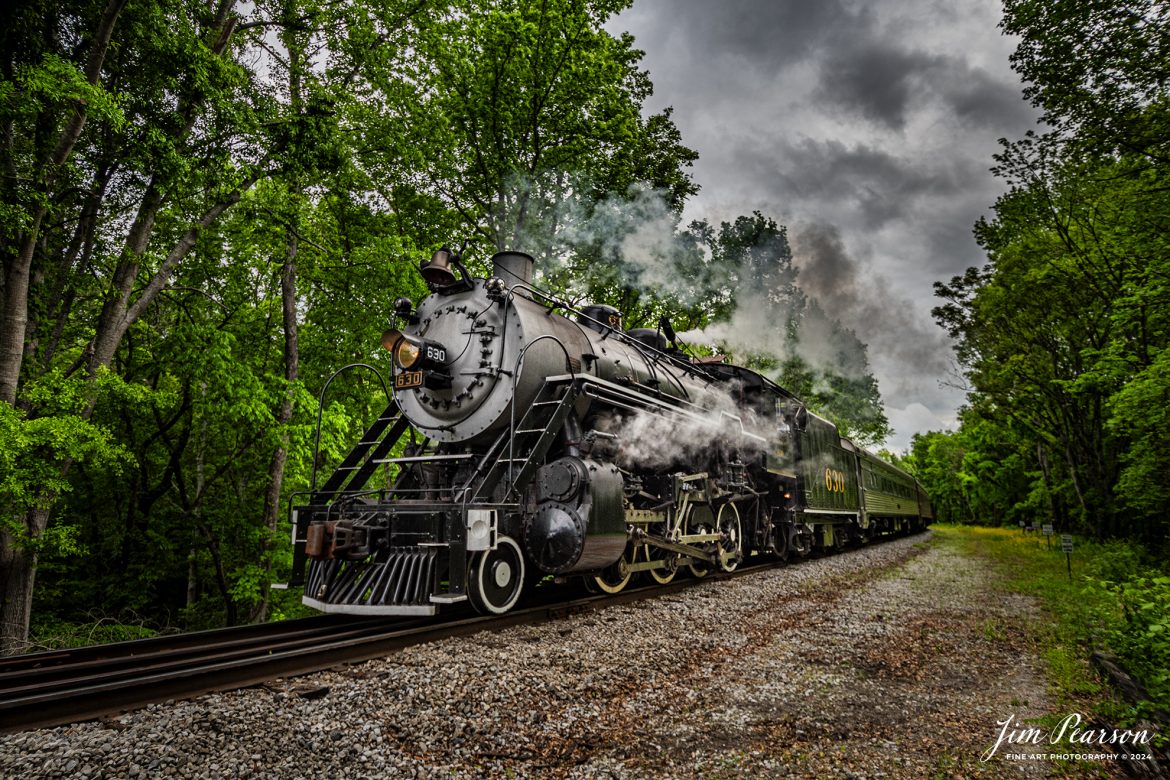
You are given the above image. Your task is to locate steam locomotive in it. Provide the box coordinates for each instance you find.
[289,249,933,615]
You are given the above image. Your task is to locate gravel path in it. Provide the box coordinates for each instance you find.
[0,533,1069,778]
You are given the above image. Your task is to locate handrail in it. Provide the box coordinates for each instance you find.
[309,363,391,492]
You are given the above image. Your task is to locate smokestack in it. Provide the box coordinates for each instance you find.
[491,251,534,287]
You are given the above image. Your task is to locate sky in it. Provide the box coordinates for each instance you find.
[609,0,1043,451]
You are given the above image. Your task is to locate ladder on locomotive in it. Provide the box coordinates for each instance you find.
[289,402,408,588]
[464,377,583,502]
[315,401,410,498]
[311,378,584,503]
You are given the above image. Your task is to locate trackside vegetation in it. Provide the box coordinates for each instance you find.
[908,1,1170,550]
[934,525,1169,748]
[901,0,1170,738]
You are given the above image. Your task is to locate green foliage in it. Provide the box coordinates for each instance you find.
[1002,0,1170,159]
[3,52,127,138]
[933,148,1170,540]
[1108,346,1170,517]
[373,0,696,255]
[0,387,131,545]
[29,615,160,651]
[1092,541,1151,587]
[929,0,1170,545]
[1104,575,1170,715]
[905,430,966,523]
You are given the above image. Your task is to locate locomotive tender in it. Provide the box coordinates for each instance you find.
[290,249,933,615]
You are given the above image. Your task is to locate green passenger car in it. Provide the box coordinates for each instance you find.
[857,449,924,533]
[791,406,930,544]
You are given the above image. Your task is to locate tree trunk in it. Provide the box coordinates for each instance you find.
[250,12,303,624]
[0,0,128,404]
[0,225,43,405]
[198,521,236,626]
[250,231,300,623]
[0,509,49,655]
[1062,439,1097,537]
[186,544,199,609]
[1037,443,1062,530]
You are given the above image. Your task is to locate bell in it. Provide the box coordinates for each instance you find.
[420,248,458,286]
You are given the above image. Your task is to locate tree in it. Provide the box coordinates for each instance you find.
[0,0,278,653]
[905,431,972,524]
[936,138,1170,541]
[923,0,1170,543]
[686,213,892,446]
[0,0,432,652]
[372,0,697,259]
[1002,0,1170,160]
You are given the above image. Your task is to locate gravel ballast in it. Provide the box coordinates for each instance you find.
[0,533,1074,778]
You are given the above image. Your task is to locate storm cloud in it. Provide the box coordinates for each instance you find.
[791,224,952,399]
[741,138,979,230]
[612,0,1042,449]
[625,0,864,73]
[817,43,946,131]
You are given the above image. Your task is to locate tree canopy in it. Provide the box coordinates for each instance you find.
[908,0,1170,550]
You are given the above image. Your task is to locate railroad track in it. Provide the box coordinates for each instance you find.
[0,559,787,734]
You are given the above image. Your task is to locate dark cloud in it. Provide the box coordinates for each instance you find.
[941,66,1037,129]
[735,138,980,230]
[919,201,992,277]
[816,44,1036,133]
[623,0,867,72]
[817,44,946,131]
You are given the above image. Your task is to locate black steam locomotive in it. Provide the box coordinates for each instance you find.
[289,249,933,615]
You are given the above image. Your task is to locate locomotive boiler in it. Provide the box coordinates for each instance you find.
[289,248,932,615]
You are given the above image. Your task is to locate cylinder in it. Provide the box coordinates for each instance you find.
[525,457,627,574]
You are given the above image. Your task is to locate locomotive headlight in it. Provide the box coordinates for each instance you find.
[395,338,422,369]
[381,328,405,355]
[380,329,448,370]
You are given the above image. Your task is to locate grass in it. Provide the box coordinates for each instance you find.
[930,525,1124,716]
[927,524,1165,776]
[29,614,162,650]
[981,617,1007,643]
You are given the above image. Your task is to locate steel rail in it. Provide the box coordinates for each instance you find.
[0,562,783,734]
[0,531,923,734]
[0,619,423,699]
[0,614,379,676]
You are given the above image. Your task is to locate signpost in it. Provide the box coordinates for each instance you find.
[1061,534,1073,580]
[1042,523,1053,549]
